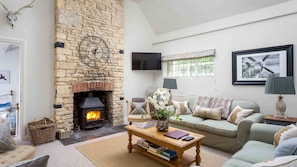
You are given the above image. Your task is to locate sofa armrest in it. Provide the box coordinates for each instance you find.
[236,120,253,149]
[243,112,265,123]
[235,113,265,150]
[249,123,284,144]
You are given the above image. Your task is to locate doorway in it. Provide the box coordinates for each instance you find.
[0,37,24,137]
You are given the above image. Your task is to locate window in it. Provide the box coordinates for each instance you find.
[162,49,215,78]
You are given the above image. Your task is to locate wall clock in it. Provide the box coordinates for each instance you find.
[79,36,110,68]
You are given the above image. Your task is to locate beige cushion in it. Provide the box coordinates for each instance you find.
[227,105,253,124]
[274,124,297,146]
[279,125,297,145]
[251,155,297,167]
[173,101,191,115]
[0,145,35,166]
[192,105,222,120]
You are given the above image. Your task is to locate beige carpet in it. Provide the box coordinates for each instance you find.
[76,134,227,167]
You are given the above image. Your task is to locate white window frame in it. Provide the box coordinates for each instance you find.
[162,49,215,78]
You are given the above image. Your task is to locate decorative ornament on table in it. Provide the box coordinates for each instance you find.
[147,88,172,131]
[154,108,172,132]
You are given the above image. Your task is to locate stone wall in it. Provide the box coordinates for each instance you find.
[54,0,124,131]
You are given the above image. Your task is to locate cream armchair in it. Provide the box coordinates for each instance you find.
[126,98,151,125]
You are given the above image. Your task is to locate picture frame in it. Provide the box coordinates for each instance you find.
[232,44,293,85]
[0,71,10,84]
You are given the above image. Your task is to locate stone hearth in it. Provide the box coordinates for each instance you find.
[53,0,124,132]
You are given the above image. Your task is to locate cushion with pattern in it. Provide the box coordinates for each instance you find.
[192,105,222,120]
[227,105,253,125]
[0,123,16,153]
[274,124,297,146]
[130,102,147,115]
[173,101,191,115]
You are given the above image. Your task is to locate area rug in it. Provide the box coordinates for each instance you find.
[59,124,127,146]
[76,134,227,167]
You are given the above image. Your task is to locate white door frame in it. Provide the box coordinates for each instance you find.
[0,36,25,138]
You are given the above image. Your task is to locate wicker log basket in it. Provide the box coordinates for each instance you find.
[28,117,56,145]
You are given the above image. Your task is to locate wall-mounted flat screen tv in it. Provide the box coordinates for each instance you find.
[132,52,162,70]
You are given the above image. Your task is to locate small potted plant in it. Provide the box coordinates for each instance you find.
[154,108,172,119]
[154,108,172,132]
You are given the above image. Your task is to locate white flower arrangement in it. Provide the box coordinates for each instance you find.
[147,88,182,121]
[147,88,171,110]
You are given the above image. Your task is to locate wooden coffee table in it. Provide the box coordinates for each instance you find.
[125,125,205,167]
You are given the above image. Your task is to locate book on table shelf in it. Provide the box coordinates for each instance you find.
[136,121,155,129]
[148,143,165,154]
[161,149,177,158]
[147,149,172,161]
[136,139,177,161]
[147,148,177,161]
[136,139,149,149]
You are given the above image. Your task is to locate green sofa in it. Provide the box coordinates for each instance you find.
[222,123,285,166]
[169,96,264,153]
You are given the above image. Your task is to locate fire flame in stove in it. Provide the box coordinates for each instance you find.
[86,111,101,121]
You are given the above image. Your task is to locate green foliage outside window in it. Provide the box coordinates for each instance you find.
[166,56,214,77]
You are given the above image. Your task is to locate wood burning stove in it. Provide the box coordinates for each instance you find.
[78,93,107,130]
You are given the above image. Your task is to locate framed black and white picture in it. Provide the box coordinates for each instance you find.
[232,44,293,85]
[0,71,10,84]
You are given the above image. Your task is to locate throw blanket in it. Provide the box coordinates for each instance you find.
[194,96,233,119]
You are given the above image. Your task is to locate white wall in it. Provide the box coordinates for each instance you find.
[0,0,54,139]
[123,0,161,123]
[0,47,19,98]
[152,1,297,117]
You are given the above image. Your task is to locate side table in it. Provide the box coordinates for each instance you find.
[264,114,297,126]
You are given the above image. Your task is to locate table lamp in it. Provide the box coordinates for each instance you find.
[163,78,177,90]
[265,76,295,118]
[163,78,177,104]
